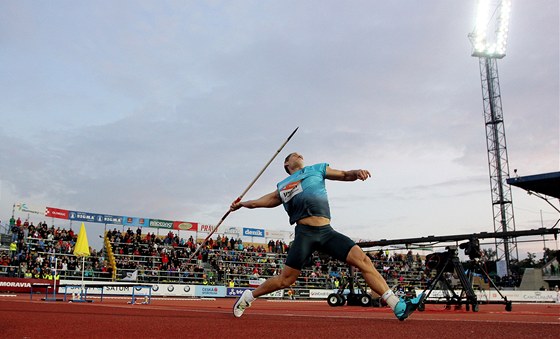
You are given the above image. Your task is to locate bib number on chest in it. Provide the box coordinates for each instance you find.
[280,181,303,203]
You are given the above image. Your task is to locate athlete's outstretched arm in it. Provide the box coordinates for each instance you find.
[326,166,371,182]
[230,191,282,211]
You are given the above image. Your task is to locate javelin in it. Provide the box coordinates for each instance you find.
[187,127,299,262]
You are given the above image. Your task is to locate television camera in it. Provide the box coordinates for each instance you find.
[419,237,511,312]
[459,238,482,260]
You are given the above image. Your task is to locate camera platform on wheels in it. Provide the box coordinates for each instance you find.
[327,267,375,307]
[417,240,512,313]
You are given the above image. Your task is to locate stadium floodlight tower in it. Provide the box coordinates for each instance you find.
[468,0,518,274]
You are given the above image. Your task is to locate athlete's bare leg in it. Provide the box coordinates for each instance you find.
[251,265,300,298]
[345,245,390,296]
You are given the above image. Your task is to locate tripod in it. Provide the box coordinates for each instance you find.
[418,246,512,312]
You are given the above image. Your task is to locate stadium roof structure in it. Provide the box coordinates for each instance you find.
[507,171,560,199]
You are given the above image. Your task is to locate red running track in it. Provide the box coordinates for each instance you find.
[1,294,559,338]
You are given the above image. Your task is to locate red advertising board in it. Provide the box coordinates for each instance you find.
[173,221,198,231]
[0,278,53,292]
[45,207,69,219]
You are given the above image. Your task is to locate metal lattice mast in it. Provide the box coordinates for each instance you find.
[470,0,517,273]
[478,56,518,268]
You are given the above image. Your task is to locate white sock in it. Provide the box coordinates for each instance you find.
[381,289,400,310]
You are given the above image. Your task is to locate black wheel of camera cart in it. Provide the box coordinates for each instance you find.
[359,294,372,307]
[336,294,346,306]
[327,293,339,307]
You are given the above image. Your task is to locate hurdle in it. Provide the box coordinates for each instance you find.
[57,283,153,304]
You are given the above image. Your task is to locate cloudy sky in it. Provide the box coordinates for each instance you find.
[0,1,558,257]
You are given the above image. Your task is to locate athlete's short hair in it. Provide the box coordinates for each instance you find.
[284,153,295,174]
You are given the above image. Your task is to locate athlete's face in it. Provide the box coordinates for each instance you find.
[285,152,304,172]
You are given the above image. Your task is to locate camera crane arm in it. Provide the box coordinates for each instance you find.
[356,227,559,249]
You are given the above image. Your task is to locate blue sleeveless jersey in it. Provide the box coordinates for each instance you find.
[276,163,331,225]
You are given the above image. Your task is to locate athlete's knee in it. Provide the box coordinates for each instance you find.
[278,275,297,288]
[277,268,299,288]
[347,247,374,270]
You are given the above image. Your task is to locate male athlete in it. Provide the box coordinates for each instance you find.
[230,152,423,320]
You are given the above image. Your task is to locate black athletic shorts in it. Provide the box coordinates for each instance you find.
[284,224,356,270]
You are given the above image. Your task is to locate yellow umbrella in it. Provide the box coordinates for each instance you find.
[73,222,90,301]
[73,222,90,257]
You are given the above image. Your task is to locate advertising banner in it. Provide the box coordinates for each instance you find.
[199,224,216,233]
[150,283,196,297]
[0,278,52,292]
[265,290,284,298]
[52,281,560,303]
[173,221,198,232]
[296,289,310,298]
[69,210,104,223]
[195,285,226,297]
[248,278,266,287]
[45,207,69,220]
[102,215,123,225]
[309,289,334,299]
[123,217,150,227]
[243,227,265,237]
[62,285,104,295]
[486,289,557,302]
[265,230,287,239]
[16,203,44,215]
[226,287,283,298]
[227,287,250,297]
[59,282,197,298]
[223,227,240,236]
[149,219,174,229]
[414,289,557,302]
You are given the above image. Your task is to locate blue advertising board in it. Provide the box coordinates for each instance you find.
[122,216,150,227]
[227,287,252,297]
[68,211,104,223]
[243,227,265,237]
[102,215,123,225]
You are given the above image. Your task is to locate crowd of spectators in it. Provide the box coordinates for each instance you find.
[107,227,291,285]
[2,217,531,293]
[3,217,110,280]
[367,249,429,287]
[1,220,430,290]
[104,228,429,290]
[1,219,426,290]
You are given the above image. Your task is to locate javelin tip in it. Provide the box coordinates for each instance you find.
[287,126,299,140]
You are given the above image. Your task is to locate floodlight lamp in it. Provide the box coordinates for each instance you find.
[470,0,511,59]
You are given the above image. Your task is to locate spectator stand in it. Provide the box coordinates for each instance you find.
[7,221,431,301]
